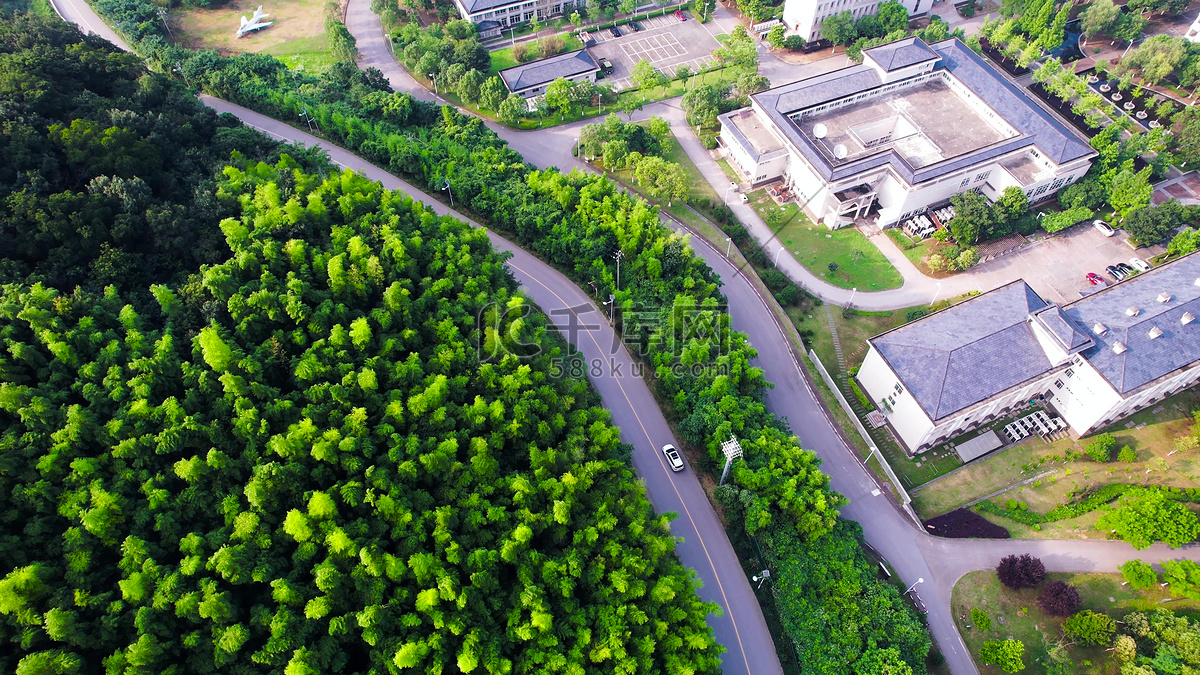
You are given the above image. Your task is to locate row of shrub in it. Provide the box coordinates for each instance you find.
[977,483,1200,526]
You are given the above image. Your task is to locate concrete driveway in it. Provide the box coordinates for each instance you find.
[967,222,1166,306]
[588,11,728,89]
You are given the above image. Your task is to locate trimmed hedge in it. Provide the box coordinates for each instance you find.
[924,509,1011,539]
[849,378,873,411]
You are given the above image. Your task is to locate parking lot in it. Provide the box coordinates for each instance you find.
[587,12,726,90]
[968,221,1168,304]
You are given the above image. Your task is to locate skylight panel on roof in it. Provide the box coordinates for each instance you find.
[1183,312,1195,326]
[1149,326,1164,339]
[1158,292,1172,303]
[1112,341,1127,354]
[1127,306,1140,317]
[1093,322,1107,335]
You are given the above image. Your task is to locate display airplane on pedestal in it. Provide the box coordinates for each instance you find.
[236,6,272,38]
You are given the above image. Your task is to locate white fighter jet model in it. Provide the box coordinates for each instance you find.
[236,6,272,38]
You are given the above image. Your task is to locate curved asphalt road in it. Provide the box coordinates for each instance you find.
[49,2,1200,673]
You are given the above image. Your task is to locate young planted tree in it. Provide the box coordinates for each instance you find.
[1062,610,1116,646]
[1086,432,1116,462]
[822,11,859,47]
[1081,0,1120,37]
[996,554,1046,589]
[979,639,1025,673]
[1037,580,1082,617]
[1120,559,1159,590]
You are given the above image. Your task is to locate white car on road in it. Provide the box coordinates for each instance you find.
[1093,220,1116,237]
[661,444,685,472]
[1129,257,1151,272]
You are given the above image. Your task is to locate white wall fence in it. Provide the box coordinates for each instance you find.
[807,348,920,525]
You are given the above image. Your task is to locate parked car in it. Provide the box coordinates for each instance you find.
[661,444,685,472]
[609,26,621,37]
[1093,220,1116,237]
[675,9,687,20]
[598,57,614,74]
[1086,272,1104,286]
[1106,265,1126,282]
[1117,262,1136,276]
[630,20,642,31]
[1129,257,1151,272]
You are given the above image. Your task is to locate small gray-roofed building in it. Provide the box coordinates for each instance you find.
[720,109,785,161]
[499,50,600,97]
[954,429,1003,462]
[476,19,502,39]
[863,37,940,72]
[1031,304,1095,354]
[1064,255,1200,395]
[870,281,1053,421]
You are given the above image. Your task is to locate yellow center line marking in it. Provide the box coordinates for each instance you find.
[507,260,751,674]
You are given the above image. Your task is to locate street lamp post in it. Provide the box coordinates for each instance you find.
[751,569,770,589]
[774,246,784,266]
[606,294,616,322]
[173,61,191,88]
[724,181,737,205]
[428,74,438,96]
[904,578,924,596]
[442,178,454,207]
[849,287,857,306]
[725,237,732,257]
[930,281,943,306]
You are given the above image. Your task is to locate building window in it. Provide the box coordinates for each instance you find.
[974,170,991,183]
[959,177,971,188]
[894,383,904,395]
[1065,368,1074,378]
[1054,379,1064,389]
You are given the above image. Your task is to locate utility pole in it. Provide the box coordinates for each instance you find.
[158,8,174,40]
[613,249,624,291]
[173,61,191,88]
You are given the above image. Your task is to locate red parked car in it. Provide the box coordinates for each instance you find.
[1086,272,1104,286]
[675,9,687,20]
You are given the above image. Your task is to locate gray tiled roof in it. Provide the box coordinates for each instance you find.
[1032,304,1094,353]
[864,37,940,72]
[748,38,1095,185]
[499,50,598,93]
[870,281,1053,421]
[459,0,520,15]
[1065,254,1200,395]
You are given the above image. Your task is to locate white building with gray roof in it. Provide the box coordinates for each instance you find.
[719,37,1096,228]
[454,0,569,28]
[783,0,929,43]
[498,49,599,99]
[857,253,1200,454]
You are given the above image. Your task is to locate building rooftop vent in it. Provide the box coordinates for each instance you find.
[1093,322,1107,335]
[1112,341,1127,354]
[1194,277,1200,287]
[1158,292,1172,303]
[1149,326,1164,339]
[833,144,848,159]
[1184,312,1195,326]
[1126,306,1140,317]
[813,123,828,139]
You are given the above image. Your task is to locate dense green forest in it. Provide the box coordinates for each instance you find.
[0,15,325,299]
[2,4,933,672]
[0,158,726,675]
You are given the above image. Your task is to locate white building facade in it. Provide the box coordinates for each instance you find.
[782,0,928,43]
[454,0,570,28]
[719,38,1096,229]
[858,255,1200,454]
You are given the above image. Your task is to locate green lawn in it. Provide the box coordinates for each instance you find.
[914,388,1200,529]
[262,35,338,71]
[953,570,1200,675]
[885,229,942,274]
[745,190,903,291]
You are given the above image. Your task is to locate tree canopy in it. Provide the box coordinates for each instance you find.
[0,157,726,674]
[1096,487,1200,549]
